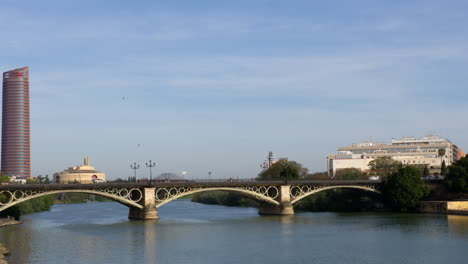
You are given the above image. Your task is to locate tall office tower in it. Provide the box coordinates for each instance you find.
[1,67,30,178]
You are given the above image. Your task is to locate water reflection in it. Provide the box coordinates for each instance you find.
[447,215,468,235]
[143,221,157,263]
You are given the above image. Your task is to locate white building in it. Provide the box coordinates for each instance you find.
[54,157,106,184]
[327,135,465,177]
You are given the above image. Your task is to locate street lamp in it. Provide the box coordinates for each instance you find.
[130,162,140,183]
[146,160,156,184]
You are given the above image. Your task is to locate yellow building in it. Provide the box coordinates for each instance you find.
[54,157,106,184]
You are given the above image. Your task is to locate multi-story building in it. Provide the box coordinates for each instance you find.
[327,135,465,177]
[1,67,30,178]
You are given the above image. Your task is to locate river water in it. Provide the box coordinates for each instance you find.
[1,200,468,264]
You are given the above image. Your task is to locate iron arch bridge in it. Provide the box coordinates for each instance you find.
[0,180,381,219]
[289,183,381,204]
[0,185,145,212]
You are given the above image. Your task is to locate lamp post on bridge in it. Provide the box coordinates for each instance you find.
[146,160,156,184]
[130,162,140,183]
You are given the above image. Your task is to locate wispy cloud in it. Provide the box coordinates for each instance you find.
[2,1,468,178]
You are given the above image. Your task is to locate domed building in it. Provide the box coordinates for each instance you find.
[54,157,106,184]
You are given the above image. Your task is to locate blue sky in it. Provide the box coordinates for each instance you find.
[1,0,468,179]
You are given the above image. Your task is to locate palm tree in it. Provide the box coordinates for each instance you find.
[438,148,446,175]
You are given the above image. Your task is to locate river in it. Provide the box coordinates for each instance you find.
[1,200,468,264]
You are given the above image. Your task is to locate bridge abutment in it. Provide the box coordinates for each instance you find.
[128,188,159,220]
[258,185,294,215]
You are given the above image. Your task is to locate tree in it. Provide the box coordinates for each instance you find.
[36,175,44,184]
[423,166,430,177]
[368,156,402,178]
[304,171,329,180]
[438,148,446,174]
[383,166,430,212]
[0,171,9,183]
[445,156,468,193]
[334,168,367,180]
[0,175,9,183]
[438,148,446,158]
[258,159,308,181]
[441,160,447,176]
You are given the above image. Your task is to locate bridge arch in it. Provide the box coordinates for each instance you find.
[155,186,280,208]
[0,189,144,212]
[290,185,381,204]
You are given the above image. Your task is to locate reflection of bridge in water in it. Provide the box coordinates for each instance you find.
[0,180,381,219]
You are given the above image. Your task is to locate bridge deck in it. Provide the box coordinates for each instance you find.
[0,180,381,191]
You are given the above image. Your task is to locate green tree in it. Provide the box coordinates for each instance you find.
[368,156,402,178]
[438,148,446,174]
[0,195,54,220]
[334,168,367,180]
[423,166,430,177]
[27,178,38,184]
[304,171,329,180]
[383,166,430,212]
[258,159,308,181]
[0,175,9,183]
[441,160,447,176]
[35,175,44,184]
[44,175,51,184]
[445,156,468,193]
[438,148,446,158]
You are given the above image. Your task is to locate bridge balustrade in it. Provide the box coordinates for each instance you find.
[0,180,381,219]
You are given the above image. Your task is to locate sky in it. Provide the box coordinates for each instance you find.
[1,0,468,180]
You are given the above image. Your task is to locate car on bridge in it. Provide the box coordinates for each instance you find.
[92,179,106,183]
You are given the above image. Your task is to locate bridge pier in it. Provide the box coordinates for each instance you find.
[128,188,159,220]
[258,185,294,215]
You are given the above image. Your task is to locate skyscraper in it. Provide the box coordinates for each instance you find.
[1,67,30,178]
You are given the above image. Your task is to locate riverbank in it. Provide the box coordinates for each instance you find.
[0,217,21,227]
[0,217,19,263]
[0,242,11,264]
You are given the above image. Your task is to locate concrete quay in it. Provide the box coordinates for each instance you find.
[420,201,468,215]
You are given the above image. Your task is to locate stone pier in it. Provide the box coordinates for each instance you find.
[258,185,294,215]
[128,188,159,220]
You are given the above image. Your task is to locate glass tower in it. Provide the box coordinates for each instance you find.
[1,67,30,178]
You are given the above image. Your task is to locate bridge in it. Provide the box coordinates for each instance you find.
[0,180,381,219]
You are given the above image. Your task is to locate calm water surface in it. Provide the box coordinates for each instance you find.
[1,200,468,264]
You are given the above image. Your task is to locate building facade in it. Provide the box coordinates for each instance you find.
[327,135,465,177]
[1,67,30,178]
[54,157,106,184]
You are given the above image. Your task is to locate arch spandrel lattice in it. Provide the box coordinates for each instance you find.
[154,186,281,208]
[289,184,381,204]
[0,188,145,212]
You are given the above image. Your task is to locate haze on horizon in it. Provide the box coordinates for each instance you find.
[1,0,468,180]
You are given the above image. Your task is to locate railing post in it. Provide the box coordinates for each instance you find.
[128,188,159,220]
[258,185,294,215]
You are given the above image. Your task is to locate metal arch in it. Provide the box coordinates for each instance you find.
[290,185,381,204]
[155,186,280,208]
[0,189,144,212]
